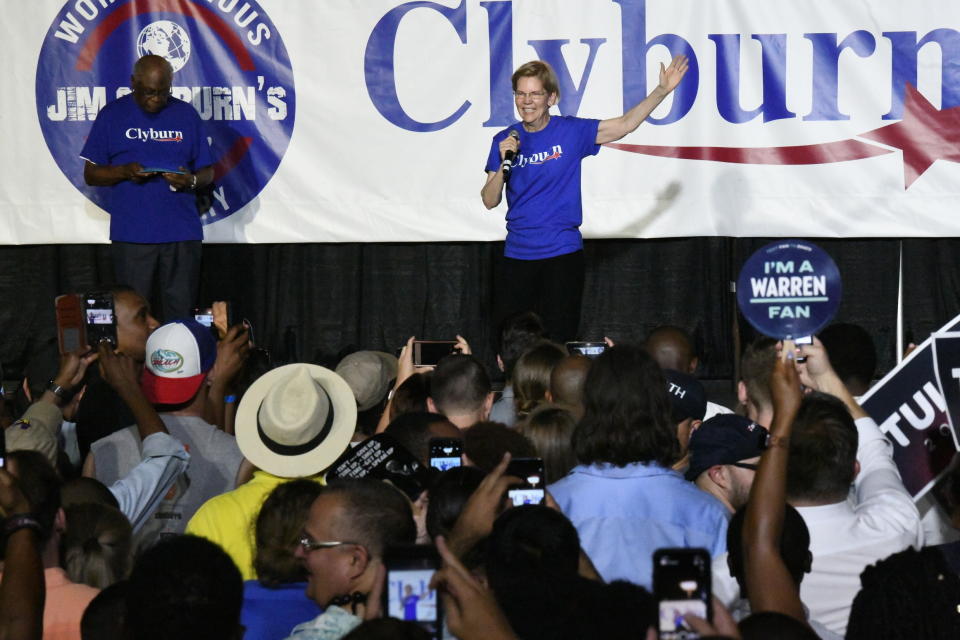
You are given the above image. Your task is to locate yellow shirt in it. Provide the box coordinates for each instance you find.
[185,470,323,580]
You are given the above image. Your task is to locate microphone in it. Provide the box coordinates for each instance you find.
[501,130,520,178]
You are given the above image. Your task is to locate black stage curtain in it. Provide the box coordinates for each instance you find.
[903,239,960,345]
[0,239,949,387]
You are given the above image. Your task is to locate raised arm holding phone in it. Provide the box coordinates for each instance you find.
[742,347,807,623]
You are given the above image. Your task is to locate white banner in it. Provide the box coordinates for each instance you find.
[5,0,960,244]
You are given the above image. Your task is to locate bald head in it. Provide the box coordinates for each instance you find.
[131,55,173,113]
[133,54,173,80]
[548,355,592,417]
[645,326,697,374]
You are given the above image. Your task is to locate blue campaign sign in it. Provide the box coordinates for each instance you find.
[861,342,956,498]
[736,240,842,339]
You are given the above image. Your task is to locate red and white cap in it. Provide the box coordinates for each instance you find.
[141,319,217,405]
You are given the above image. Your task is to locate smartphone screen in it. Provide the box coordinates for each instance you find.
[85,306,113,325]
[794,335,813,345]
[653,548,711,640]
[413,341,459,367]
[383,546,442,638]
[193,307,214,327]
[83,292,117,347]
[565,341,607,358]
[429,438,463,472]
[506,457,545,506]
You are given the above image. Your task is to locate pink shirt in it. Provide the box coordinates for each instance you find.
[43,567,100,640]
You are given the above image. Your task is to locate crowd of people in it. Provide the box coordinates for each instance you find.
[2,291,960,640]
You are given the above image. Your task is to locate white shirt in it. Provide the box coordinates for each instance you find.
[703,400,734,422]
[916,490,960,546]
[711,416,922,636]
[798,416,923,636]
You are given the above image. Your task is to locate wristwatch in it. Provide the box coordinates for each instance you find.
[45,379,66,399]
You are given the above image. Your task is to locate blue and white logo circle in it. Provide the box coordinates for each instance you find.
[137,20,191,72]
[35,0,296,225]
[736,240,842,340]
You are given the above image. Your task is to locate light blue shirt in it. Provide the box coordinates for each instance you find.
[488,384,516,427]
[549,462,729,590]
[109,431,190,532]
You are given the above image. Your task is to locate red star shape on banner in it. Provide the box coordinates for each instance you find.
[860,84,960,189]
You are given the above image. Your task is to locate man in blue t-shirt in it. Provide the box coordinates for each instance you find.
[482,56,689,342]
[81,55,214,322]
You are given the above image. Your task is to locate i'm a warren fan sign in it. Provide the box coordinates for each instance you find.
[736,240,842,340]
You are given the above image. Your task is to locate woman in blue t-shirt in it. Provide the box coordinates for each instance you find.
[482,56,688,342]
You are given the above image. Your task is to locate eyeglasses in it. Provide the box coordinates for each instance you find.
[298,533,361,553]
[729,462,759,471]
[514,90,548,100]
[135,86,172,99]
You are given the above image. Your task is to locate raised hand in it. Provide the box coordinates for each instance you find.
[53,346,99,392]
[208,324,251,389]
[658,54,689,94]
[97,342,141,397]
[447,453,521,557]
[771,345,803,426]
[431,536,518,640]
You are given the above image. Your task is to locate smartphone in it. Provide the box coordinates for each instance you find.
[383,545,442,638]
[140,167,187,175]
[653,548,711,640]
[794,335,813,345]
[506,457,545,506]
[429,437,463,472]
[55,293,85,354]
[193,307,214,327]
[413,340,459,367]
[83,291,117,347]
[565,341,607,358]
[0,427,5,468]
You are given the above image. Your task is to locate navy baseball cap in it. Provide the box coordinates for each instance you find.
[685,414,769,482]
[664,369,707,423]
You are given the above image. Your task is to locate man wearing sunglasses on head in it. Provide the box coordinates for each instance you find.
[685,414,770,515]
[81,54,214,323]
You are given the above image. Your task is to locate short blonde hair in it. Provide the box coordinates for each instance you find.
[512,60,560,99]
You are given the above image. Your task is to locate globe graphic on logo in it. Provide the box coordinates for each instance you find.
[136,20,191,72]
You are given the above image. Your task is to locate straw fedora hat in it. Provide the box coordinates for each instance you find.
[235,363,357,477]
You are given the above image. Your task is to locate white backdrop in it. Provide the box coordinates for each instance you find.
[6,0,960,244]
